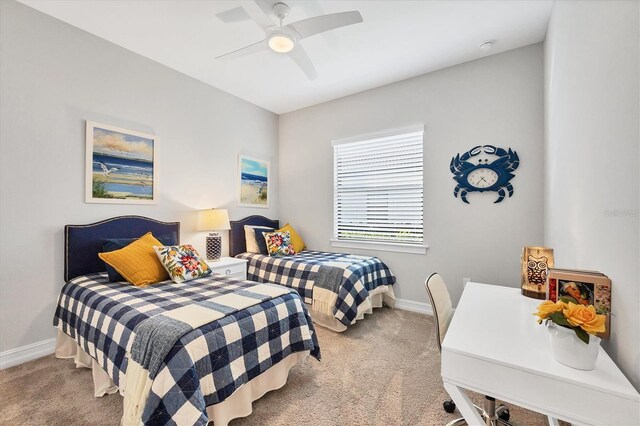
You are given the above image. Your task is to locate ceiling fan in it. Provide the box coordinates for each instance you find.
[215,1,363,80]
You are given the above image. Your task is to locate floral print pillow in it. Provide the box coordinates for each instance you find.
[264,231,295,256]
[153,244,212,283]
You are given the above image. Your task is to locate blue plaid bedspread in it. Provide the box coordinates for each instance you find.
[235,251,396,326]
[53,273,320,425]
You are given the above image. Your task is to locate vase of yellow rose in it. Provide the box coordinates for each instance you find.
[534,297,606,371]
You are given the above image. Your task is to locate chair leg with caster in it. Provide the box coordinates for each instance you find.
[443,400,456,413]
[443,398,487,426]
[483,396,514,426]
[496,405,510,422]
[443,399,465,426]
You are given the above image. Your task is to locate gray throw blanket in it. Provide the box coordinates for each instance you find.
[131,312,196,380]
[316,265,344,294]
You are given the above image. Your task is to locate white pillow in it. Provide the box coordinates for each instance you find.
[244,225,274,253]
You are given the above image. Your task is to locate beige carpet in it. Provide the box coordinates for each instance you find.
[0,308,548,425]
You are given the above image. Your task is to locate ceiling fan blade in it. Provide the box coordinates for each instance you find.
[215,39,267,61]
[215,6,251,23]
[288,45,318,80]
[295,0,340,48]
[286,11,363,39]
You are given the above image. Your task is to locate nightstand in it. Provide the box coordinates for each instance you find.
[208,257,248,280]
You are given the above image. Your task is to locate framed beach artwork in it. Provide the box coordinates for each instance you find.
[238,155,269,208]
[85,121,157,204]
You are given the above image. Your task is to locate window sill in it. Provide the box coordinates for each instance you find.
[330,239,428,255]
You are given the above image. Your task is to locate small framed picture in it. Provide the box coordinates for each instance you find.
[238,155,269,208]
[85,121,157,204]
[547,268,612,339]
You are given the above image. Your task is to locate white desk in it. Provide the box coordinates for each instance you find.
[441,282,640,426]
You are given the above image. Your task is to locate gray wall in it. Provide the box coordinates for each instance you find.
[0,1,279,352]
[279,44,545,306]
[544,0,640,389]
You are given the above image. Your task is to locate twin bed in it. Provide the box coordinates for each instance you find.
[229,216,397,332]
[54,215,396,425]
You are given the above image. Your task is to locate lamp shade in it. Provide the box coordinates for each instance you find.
[197,209,231,231]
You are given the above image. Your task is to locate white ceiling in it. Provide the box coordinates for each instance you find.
[19,0,553,114]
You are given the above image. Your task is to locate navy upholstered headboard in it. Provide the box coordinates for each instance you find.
[64,215,180,282]
[229,216,279,257]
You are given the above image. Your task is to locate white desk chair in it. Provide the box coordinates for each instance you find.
[425,273,512,426]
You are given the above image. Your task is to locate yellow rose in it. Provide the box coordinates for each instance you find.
[563,302,606,334]
[533,300,564,323]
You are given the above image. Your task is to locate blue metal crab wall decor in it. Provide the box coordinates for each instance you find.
[450,145,519,204]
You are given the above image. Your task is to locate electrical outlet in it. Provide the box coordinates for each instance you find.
[463,277,471,287]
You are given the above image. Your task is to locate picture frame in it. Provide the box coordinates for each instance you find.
[238,154,269,208]
[85,121,158,204]
[547,268,612,339]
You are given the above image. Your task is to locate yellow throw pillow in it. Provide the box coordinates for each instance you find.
[98,232,169,286]
[277,223,306,253]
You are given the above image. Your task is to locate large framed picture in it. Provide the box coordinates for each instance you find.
[85,121,157,204]
[238,155,269,208]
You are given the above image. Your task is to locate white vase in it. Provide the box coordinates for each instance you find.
[548,323,601,370]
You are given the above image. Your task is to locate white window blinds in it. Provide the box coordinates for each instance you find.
[333,128,424,245]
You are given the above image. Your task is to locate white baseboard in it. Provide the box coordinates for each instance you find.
[0,337,57,370]
[395,298,433,316]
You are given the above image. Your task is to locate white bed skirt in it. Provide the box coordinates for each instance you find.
[309,284,396,332]
[55,330,308,425]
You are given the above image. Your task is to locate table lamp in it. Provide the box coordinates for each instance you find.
[197,208,231,261]
[521,246,554,299]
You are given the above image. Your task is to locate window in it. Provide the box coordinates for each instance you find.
[332,127,425,254]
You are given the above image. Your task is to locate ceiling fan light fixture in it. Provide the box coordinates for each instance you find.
[268,34,294,53]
